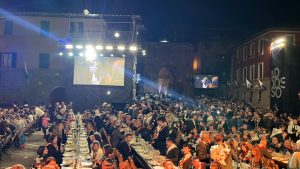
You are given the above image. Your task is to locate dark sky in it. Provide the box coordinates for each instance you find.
[1,0,300,41]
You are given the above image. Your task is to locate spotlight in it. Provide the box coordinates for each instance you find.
[79,52,84,56]
[110,54,114,57]
[129,45,138,52]
[107,91,111,95]
[95,45,104,50]
[142,50,146,56]
[65,44,73,49]
[83,9,89,16]
[117,45,125,51]
[76,45,83,49]
[59,52,63,56]
[114,32,120,38]
[85,48,96,61]
[100,53,104,57]
[106,45,113,51]
[68,52,74,56]
[160,39,168,43]
[122,54,126,57]
[85,45,94,49]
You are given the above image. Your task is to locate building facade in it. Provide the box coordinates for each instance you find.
[0,12,141,110]
[229,29,300,110]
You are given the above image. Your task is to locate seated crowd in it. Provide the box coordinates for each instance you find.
[3,93,300,169]
[0,101,44,160]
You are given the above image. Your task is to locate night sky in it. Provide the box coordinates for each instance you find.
[1,0,300,41]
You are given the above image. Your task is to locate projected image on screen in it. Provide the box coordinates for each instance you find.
[194,75,218,88]
[73,56,125,86]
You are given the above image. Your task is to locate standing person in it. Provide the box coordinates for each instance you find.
[42,114,50,138]
[118,133,133,161]
[46,135,62,164]
[196,131,212,165]
[153,116,169,155]
[166,137,179,165]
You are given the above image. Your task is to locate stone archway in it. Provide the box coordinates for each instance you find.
[49,86,66,105]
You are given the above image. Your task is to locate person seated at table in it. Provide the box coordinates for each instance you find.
[86,122,95,150]
[134,119,151,142]
[46,135,62,164]
[282,139,294,155]
[166,137,179,165]
[102,158,116,169]
[269,136,282,153]
[42,157,59,169]
[258,139,272,159]
[239,142,252,163]
[288,140,300,169]
[162,159,177,169]
[196,131,212,164]
[89,132,103,149]
[32,146,49,169]
[110,124,124,148]
[118,133,133,161]
[91,141,104,167]
[191,157,206,169]
[178,144,193,169]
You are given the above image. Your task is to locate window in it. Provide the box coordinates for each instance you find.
[70,22,84,35]
[0,52,17,68]
[257,62,264,79]
[242,67,247,81]
[4,20,13,35]
[249,65,255,81]
[40,20,50,35]
[258,39,265,55]
[243,47,248,61]
[39,53,50,69]
[249,42,255,58]
[236,49,240,61]
[286,34,296,46]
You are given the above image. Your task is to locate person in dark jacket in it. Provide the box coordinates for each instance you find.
[166,137,179,165]
[134,119,151,141]
[46,135,62,164]
[110,124,123,147]
[153,116,169,155]
[117,133,133,160]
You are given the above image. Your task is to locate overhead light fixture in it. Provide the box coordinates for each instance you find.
[114,32,120,38]
[79,52,84,56]
[129,45,138,52]
[271,37,286,50]
[95,45,104,50]
[85,48,96,61]
[75,45,83,49]
[117,45,125,51]
[59,52,63,56]
[110,54,114,57]
[122,54,126,58]
[68,52,74,56]
[142,50,146,56]
[85,45,94,49]
[100,53,104,57]
[107,90,111,95]
[65,44,73,49]
[106,45,113,51]
[160,39,168,43]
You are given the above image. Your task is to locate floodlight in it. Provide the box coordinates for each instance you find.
[106,45,114,50]
[65,44,73,49]
[117,45,125,51]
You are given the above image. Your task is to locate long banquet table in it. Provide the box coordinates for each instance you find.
[61,117,93,169]
[130,136,166,169]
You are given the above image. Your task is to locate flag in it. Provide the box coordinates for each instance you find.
[258,79,263,87]
[24,62,29,82]
[246,79,251,88]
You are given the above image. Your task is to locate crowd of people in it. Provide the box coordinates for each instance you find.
[0,102,45,160]
[2,93,300,169]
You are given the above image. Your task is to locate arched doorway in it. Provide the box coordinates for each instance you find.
[157,65,177,94]
[49,86,66,105]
